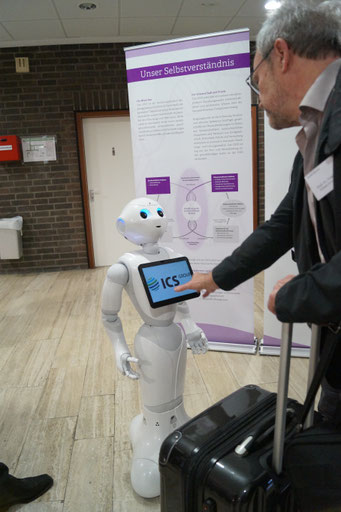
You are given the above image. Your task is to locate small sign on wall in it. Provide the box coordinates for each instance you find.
[21,135,57,163]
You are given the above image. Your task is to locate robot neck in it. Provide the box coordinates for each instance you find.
[142,242,160,255]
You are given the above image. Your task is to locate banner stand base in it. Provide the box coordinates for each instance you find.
[259,339,310,358]
[207,340,257,354]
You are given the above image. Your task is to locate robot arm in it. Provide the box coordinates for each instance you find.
[175,301,208,354]
[101,263,139,379]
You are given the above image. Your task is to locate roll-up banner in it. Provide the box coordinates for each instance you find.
[262,116,311,356]
[124,30,256,353]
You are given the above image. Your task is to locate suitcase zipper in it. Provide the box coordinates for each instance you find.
[192,398,299,512]
[185,392,279,512]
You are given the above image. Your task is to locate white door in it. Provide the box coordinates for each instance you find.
[83,116,136,266]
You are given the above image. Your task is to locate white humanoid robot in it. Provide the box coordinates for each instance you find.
[101,197,208,498]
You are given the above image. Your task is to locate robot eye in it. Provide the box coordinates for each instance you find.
[157,208,164,217]
[140,209,150,219]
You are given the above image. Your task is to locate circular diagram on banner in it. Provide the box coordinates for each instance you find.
[182,201,202,220]
[220,200,246,217]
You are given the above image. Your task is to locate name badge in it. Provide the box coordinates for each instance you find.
[304,155,334,201]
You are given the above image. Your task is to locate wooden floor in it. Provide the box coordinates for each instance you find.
[0,269,309,512]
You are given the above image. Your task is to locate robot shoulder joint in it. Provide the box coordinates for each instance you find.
[107,262,129,286]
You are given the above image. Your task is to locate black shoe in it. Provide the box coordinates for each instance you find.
[0,463,53,511]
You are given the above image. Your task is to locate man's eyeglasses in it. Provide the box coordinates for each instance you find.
[245,47,273,96]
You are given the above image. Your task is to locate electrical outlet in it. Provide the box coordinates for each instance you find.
[15,57,30,73]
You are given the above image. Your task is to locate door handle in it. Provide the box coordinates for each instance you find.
[89,189,100,202]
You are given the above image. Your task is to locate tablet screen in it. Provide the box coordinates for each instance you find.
[138,257,200,308]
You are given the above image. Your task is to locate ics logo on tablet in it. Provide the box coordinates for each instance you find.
[147,277,160,291]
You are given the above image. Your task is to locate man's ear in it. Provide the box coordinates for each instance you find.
[273,38,291,72]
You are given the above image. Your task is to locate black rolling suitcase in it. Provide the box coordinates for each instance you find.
[159,324,340,512]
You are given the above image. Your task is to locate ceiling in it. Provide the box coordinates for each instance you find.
[0,0,273,48]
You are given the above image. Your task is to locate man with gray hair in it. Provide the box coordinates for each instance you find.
[176,0,341,423]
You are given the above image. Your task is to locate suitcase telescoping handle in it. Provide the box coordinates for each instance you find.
[272,323,321,475]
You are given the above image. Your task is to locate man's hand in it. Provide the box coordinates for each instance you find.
[174,272,219,298]
[267,275,296,315]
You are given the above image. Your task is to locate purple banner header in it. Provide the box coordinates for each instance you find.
[146,176,171,195]
[125,30,249,59]
[212,173,238,192]
[127,52,250,83]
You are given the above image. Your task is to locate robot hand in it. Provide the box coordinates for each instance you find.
[120,353,140,380]
[186,329,208,355]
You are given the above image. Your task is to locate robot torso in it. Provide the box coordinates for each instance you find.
[119,246,180,327]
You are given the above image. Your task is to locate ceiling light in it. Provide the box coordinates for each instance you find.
[79,2,97,10]
[265,1,281,10]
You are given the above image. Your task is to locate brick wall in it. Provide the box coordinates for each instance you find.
[0,43,132,273]
[249,41,265,225]
[0,42,265,273]
[257,108,265,224]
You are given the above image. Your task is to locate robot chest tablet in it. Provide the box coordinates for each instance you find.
[138,257,199,309]
[120,254,176,322]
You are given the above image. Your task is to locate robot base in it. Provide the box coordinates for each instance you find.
[129,401,190,498]
[131,458,159,499]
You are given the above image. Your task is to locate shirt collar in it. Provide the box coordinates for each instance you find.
[300,58,341,113]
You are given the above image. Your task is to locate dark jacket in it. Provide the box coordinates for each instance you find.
[212,65,341,325]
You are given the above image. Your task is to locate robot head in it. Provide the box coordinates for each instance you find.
[117,197,168,246]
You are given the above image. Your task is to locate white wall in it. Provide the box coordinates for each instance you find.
[262,116,311,354]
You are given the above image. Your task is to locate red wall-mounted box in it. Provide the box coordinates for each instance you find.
[0,135,22,161]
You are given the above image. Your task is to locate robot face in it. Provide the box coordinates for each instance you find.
[117,197,168,245]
